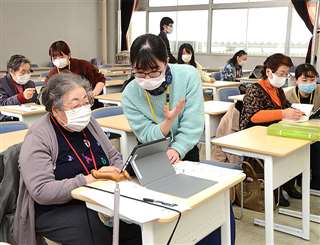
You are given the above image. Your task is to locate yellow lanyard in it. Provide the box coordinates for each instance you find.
[298,90,314,104]
[144,86,170,124]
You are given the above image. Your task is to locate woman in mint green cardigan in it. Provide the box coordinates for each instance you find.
[122,34,204,164]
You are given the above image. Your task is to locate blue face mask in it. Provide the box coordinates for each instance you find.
[298,82,317,94]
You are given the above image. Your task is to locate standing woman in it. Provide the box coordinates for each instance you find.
[122,34,235,245]
[45,40,105,109]
[122,34,204,163]
[177,43,215,83]
[221,50,248,81]
[0,55,38,121]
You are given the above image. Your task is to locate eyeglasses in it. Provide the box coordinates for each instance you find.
[132,69,163,79]
[274,72,291,79]
[63,93,94,111]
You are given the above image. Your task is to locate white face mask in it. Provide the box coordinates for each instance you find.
[182,54,192,63]
[238,60,246,66]
[167,26,173,34]
[53,58,69,69]
[64,105,91,132]
[135,72,166,91]
[269,73,287,88]
[15,73,31,85]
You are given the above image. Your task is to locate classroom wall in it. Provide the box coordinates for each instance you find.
[196,53,306,71]
[0,0,102,69]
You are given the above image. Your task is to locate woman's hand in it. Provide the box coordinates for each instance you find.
[98,166,121,173]
[167,148,180,164]
[160,99,185,136]
[282,108,305,120]
[23,88,36,100]
[163,99,185,121]
[84,174,96,184]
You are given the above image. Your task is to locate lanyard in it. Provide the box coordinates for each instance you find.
[298,90,314,104]
[144,86,170,124]
[50,116,97,175]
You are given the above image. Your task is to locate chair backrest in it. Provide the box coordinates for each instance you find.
[212,72,222,81]
[218,87,240,102]
[41,72,48,77]
[92,106,123,119]
[0,122,28,134]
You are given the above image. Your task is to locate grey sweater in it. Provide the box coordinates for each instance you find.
[14,113,123,245]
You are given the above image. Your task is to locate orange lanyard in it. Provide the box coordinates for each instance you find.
[51,116,97,175]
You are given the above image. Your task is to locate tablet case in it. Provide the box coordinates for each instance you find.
[129,138,217,198]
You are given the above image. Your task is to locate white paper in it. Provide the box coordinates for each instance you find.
[9,105,42,112]
[283,103,314,123]
[81,181,190,223]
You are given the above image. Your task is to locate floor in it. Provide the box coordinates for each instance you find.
[234,195,320,245]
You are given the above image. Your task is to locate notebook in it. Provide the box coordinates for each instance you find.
[282,103,314,123]
[124,138,217,198]
[248,65,264,79]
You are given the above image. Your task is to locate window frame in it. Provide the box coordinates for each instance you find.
[130,0,308,57]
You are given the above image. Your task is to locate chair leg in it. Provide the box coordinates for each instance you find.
[235,181,244,220]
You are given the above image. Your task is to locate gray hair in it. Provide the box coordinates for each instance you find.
[41,72,92,112]
[7,54,31,72]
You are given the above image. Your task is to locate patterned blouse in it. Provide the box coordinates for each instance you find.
[240,83,291,130]
[221,63,242,81]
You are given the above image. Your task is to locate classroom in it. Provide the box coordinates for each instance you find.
[0,0,319,245]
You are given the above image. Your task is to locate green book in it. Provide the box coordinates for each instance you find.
[267,122,320,141]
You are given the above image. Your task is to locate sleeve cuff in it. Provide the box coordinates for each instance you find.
[17,93,26,104]
[170,142,187,159]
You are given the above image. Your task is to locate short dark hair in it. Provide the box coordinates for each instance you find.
[41,72,92,112]
[130,34,168,70]
[295,63,319,80]
[228,50,247,66]
[261,53,293,80]
[160,17,174,31]
[177,43,197,68]
[7,55,31,72]
[49,40,71,58]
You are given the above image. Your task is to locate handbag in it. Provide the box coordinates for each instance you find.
[235,159,266,212]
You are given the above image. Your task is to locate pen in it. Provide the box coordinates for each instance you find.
[143,198,178,207]
[291,107,306,116]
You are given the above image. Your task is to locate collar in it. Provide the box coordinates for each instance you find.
[147,66,172,96]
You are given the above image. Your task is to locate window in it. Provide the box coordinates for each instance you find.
[211,7,288,55]
[149,0,208,7]
[246,7,288,55]
[149,10,208,53]
[289,9,312,57]
[176,11,208,53]
[211,9,247,54]
[130,11,146,43]
[213,0,273,2]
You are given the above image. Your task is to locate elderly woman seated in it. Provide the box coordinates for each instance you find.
[14,73,141,245]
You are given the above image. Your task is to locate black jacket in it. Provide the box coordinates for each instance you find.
[0,74,37,106]
[159,31,177,63]
[0,74,38,121]
[0,144,22,244]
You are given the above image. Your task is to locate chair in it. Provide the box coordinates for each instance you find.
[41,72,48,77]
[200,160,243,220]
[217,87,240,102]
[92,106,123,139]
[212,72,222,81]
[0,122,28,134]
[92,106,123,119]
